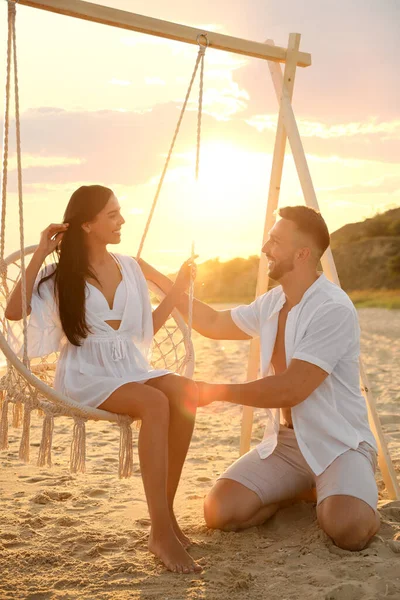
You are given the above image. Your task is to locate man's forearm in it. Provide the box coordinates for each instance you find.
[200,375,294,409]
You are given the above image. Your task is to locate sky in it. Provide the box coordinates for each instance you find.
[0,0,399,271]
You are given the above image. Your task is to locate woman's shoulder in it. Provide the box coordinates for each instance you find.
[113,253,139,268]
[113,254,144,279]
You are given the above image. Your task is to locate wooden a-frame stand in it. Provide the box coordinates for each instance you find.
[240,34,400,501]
[13,0,400,499]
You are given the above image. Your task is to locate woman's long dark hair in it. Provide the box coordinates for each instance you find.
[38,185,114,346]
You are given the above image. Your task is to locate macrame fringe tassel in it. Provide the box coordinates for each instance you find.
[118,419,133,479]
[19,404,31,463]
[13,401,23,428]
[0,390,4,412]
[37,414,54,467]
[0,399,9,450]
[70,418,86,474]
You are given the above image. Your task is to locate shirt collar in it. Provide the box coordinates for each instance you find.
[300,273,327,303]
[272,273,327,317]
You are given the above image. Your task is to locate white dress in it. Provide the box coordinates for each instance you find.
[10,254,171,408]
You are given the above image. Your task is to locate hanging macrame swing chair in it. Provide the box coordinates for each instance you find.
[0,1,208,478]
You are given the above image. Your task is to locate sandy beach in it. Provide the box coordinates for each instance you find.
[0,307,399,600]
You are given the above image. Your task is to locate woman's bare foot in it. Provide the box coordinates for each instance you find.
[170,511,192,549]
[148,527,201,574]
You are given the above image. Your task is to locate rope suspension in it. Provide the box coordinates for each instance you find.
[136,35,208,260]
[1,0,29,368]
[187,34,207,357]
[136,34,208,370]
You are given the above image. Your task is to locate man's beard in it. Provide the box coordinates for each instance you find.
[268,256,295,281]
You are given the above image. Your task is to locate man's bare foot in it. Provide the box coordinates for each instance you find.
[148,527,201,574]
[170,511,192,548]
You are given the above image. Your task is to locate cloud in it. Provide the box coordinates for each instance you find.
[8,155,85,170]
[2,104,260,190]
[243,114,400,164]
[199,83,249,120]
[246,115,400,140]
[2,100,400,198]
[319,175,400,196]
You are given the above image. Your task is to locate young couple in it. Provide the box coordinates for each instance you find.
[6,185,379,574]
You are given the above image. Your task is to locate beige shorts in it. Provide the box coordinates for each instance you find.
[219,426,378,511]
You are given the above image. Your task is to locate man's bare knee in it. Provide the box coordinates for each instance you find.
[328,519,376,551]
[318,497,380,551]
[204,480,262,530]
[204,494,224,529]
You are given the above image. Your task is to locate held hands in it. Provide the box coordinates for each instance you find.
[37,223,69,258]
[173,256,198,295]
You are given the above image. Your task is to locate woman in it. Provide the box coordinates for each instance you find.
[6,185,201,574]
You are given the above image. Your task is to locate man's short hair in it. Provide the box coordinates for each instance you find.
[278,205,330,258]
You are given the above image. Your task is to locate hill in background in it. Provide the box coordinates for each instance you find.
[190,207,400,303]
[330,207,400,290]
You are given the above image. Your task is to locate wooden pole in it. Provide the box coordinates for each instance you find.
[14,0,312,67]
[267,55,400,500]
[360,362,400,499]
[267,58,339,284]
[240,34,301,455]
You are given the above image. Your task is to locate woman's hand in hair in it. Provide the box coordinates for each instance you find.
[173,256,198,295]
[37,223,69,258]
[5,223,68,321]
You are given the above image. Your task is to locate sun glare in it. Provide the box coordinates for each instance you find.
[179,142,269,222]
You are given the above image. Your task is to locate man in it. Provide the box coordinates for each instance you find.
[140,206,380,551]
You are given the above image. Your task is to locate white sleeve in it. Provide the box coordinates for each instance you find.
[292,303,357,375]
[230,294,265,338]
[7,265,64,359]
[130,257,154,360]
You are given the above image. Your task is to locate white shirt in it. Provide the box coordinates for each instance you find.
[8,254,170,409]
[231,274,377,475]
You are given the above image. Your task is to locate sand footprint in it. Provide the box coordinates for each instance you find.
[380,502,400,522]
[31,491,73,504]
[44,475,75,487]
[85,488,109,498]
[56,516,81,527]
[22,476,50,483]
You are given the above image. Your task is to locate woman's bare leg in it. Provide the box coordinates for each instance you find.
[146,375,198,547]
[99,382,201,573]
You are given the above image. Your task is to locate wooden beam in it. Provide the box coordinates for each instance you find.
[14,0,312,67]
[240,34,301,456]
